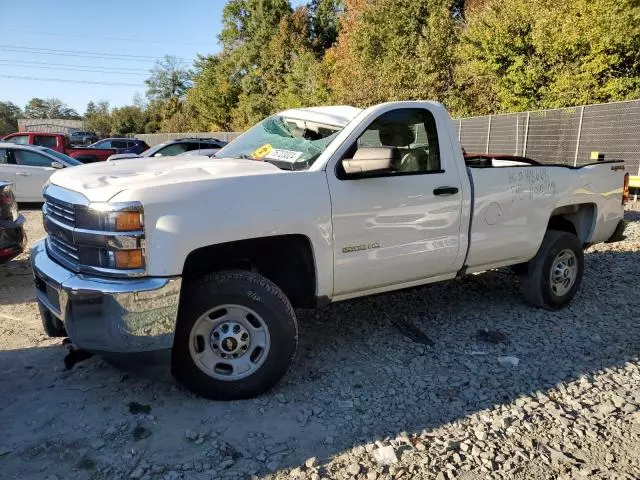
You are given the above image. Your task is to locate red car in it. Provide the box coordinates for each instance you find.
[1,132,115,163]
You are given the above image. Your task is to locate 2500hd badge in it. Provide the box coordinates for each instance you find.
[342,242,381,253]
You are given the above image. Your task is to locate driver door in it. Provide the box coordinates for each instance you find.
[326,106,464,296]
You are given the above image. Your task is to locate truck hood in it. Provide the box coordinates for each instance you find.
[50,156,284,202]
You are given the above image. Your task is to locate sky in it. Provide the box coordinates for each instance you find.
[0,0,306,115]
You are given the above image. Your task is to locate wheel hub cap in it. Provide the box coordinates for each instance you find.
[188,304,271,381]
[211,321,250,357]
[550,249,577,296]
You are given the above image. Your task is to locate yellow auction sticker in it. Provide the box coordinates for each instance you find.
[252,144,273,160]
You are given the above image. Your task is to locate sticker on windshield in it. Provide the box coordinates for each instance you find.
[264,148,303,163]
[252,144,273,159]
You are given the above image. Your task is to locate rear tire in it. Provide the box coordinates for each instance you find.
[520,230,584,310]
[172,270,298,400]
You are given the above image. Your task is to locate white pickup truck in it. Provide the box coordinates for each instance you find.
[31,101,629,400]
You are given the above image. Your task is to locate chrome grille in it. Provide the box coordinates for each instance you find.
[48,235,79,263]
[44,197,75,227]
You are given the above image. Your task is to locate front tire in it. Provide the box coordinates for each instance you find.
[520,230,584,310]
[172,270,298,400]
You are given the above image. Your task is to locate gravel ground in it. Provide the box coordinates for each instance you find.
[1,206,639,480]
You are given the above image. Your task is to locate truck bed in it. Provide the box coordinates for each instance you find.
[464,160,625,272]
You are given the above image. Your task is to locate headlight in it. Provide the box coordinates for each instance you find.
[48,201,146,274]
[77,203,144,233]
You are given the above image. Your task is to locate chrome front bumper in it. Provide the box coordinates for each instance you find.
[31,239,182,354]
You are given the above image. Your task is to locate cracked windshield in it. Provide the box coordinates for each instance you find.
[216,115,342,170]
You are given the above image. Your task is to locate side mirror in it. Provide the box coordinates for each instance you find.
[341,147,398,175]
[51,161,65,169]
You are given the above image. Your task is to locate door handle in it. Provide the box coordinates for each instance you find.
[16,172,29,176]
[433,186,459,196]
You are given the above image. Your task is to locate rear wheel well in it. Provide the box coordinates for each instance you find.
[547,203,596,243]
[182,235,317,308]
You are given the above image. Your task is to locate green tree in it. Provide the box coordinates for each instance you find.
[110,105,146,135]
[327,0,458,107]
[218,0,293,127]
[309,0,343,53]
[24,97,80,119]
[84,101,111,137]
[0,101,22,135]
[145,55,192,103]
[187,54,241,131]
[455,0,640,115]
[263,7,330,110]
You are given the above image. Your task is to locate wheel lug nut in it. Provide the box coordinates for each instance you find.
[221,325,229,333]
[213,332,219,338]
[233,325,241,333]
[241,333,248,341]
[241,345,248,351]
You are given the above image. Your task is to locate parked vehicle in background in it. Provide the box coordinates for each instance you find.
[68,131,99,146]
[177,148,221,158]
[107,138,227,161]
[89,138,149,156]
[0,143,82,201]
[1,132,115,163]
[32,101,628,400]
[0,181,25,264]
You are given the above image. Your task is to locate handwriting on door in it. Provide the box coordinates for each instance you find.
[508,168,556,203]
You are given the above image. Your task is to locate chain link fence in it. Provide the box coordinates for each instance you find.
[455,99,640,176]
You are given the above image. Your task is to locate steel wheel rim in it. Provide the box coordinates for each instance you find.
[188,304,271,381]
[549,249,578,297]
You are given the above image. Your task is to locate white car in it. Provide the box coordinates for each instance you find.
[177,148,220,157]
[0,143,82,202]
[32,101,628,400]
[107,138,227,161]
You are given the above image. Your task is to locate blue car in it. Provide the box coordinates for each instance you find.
[87,138,150,155]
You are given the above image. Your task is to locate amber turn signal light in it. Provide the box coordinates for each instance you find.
[114,249,144,269]
[115,211,142,231]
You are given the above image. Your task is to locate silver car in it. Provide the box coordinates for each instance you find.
[107,138,227,161]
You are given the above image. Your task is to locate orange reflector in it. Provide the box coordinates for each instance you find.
[623,173,630,205]
[114,249,144,269]
[115,211,142,231]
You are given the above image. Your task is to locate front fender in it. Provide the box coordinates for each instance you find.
[111,171,335,300]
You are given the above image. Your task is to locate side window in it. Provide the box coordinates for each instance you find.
[34,136,58,148]
[94,140,111,148]
[343,108,441,176]
[5,135,29,145]
[111,140,129,149]
[13,150,54,167]
[186,142,201,151]
[0,149,7,164]
[154,143,188,156]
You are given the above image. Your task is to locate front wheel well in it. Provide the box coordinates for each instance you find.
[182,235,317,308]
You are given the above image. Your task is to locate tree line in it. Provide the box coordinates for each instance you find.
[2,0,639,136]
